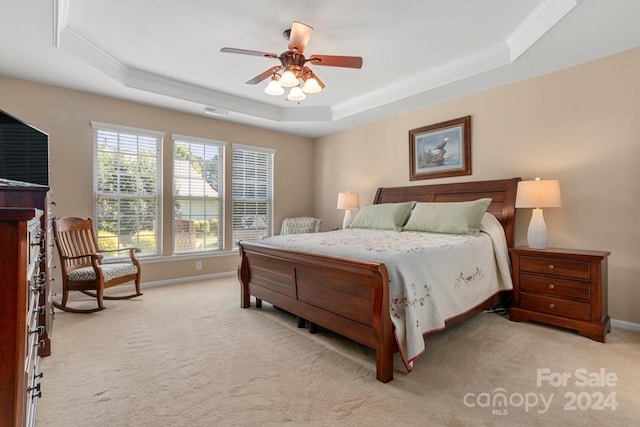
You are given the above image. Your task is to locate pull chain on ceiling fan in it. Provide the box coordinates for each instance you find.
[221,21,363,102]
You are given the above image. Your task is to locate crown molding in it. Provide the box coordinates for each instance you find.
[332,42,510,121]
[52,0,68,48]
[507,0,578,62]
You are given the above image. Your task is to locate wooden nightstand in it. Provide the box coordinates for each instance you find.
[509,247,610,342]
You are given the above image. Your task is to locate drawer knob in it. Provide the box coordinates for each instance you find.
[548,284,555,290]
[549,303,555,309]
[548,264,555,270]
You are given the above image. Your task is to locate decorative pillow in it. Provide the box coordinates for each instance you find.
[349,201,416,231]
[402,198,492,235]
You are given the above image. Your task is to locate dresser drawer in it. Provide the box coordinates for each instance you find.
[519,256,590,280]
[520,293,590,321]
[520,274,590,301]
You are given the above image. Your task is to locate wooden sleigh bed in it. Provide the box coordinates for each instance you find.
[237,177,520,382]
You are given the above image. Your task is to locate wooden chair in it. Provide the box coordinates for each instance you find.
[52,216,142,313]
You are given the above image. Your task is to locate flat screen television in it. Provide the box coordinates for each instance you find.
[0,109,49,186]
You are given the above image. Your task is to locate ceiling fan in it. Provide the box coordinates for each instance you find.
[220,22,363,102]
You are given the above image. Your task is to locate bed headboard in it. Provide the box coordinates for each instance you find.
[373,177,521,248]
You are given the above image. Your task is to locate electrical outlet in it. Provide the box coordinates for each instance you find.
[196,261,202,270]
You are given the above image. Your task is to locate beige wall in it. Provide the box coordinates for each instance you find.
[0,76,314,286]
[314,48,640,324]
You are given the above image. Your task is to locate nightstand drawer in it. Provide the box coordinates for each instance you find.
[520,274,590,301]
[519,256,590,280]
[520,293,590,321]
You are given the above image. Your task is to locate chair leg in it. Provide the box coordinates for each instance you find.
[96,285,105,311]
[134,276,142,296]
[61,288,69,308]
[51,288,69,311]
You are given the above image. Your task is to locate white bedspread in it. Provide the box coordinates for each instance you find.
[258,214,513,371]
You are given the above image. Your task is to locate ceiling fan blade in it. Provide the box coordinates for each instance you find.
[308,55,363,69]
[221,47,278,58]
[246,68,279,85]
[288,22,313,53]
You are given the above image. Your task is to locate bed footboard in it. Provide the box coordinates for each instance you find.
[237,241,396,382]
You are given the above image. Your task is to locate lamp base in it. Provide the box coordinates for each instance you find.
[342,209,353,229]
[527,208,548,249]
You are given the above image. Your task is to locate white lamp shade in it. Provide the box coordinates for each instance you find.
[302,77,322,94]
[264,79,284,96]
[279,70,299,88]
[286,86,306,101]
[337,192,360,210]
[516,178,562,208]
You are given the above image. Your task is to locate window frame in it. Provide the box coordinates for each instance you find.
[92,121,163,258]
[231,143,275,246]
[172,134,226,255]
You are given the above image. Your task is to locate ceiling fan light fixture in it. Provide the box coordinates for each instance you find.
[302,76,322,94]
[286,86,306,102]
[279,69,299,88]
[221,21,363,104]
[265,78,284,96]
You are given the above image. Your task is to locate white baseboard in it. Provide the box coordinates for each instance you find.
[141,271,236,288]
[611,318,640,333]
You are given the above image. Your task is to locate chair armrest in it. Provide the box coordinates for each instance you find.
[61,253,103,262]
[98,247,141,262]
[98,247,141,254]
[61,253,104,275]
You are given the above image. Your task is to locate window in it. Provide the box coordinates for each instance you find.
[172,135,225,254]
[232,144,274,244]
[92,122,162,257]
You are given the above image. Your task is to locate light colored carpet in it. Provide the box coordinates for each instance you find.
[37,277,640,426]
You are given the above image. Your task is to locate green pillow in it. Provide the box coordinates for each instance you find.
[349,201,416,231]
[402,198,492,235]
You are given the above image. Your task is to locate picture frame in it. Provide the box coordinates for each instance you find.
[409,116,471,181]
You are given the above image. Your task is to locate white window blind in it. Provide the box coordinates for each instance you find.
[232,144,274,244]
[92,122,162,257]
[172,135,225,254]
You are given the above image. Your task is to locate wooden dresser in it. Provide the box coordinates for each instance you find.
[0,208,45,427]
[0,180,54,356]
[509,246,610,342]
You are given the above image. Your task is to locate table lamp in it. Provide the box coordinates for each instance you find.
[337,192,359,229]
[515,177,562,249]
